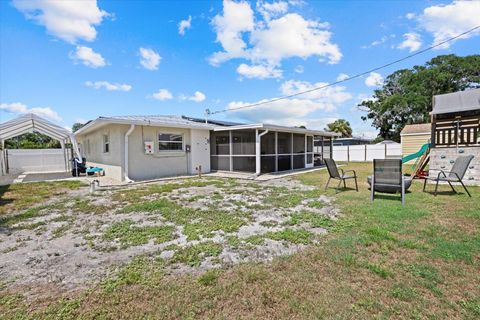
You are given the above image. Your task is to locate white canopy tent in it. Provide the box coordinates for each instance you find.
[0,113,81,175]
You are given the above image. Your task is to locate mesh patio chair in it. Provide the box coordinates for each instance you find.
[324,158,358,192]
[423,155,474,197]
[370,159,406,206]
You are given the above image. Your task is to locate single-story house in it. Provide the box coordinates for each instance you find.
[400,123,431,163]
[74,115,339,181]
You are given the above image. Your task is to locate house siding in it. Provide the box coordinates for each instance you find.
[401,133,430,163]
[77,123,211,181]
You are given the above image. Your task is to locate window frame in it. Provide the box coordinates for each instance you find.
[102,133,110,154]
[157,132,184,152]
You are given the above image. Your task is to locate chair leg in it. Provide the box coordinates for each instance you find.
[447,181,456,194]
[354,176,358,192]
[343,179,346,189]
[336,179,342,193]
[458,179,472,197]
[423,179,427,192]
[434,179,440,196]
[325,177,331,191]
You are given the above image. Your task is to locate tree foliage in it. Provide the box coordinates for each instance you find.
[359,54,480,141]
[325,119,353,137]
[5,133,60,149]
[72,122,85,133]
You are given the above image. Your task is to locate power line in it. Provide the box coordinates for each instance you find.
[209,25,480,115]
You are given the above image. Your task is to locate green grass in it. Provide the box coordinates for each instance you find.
[171,242,223,267]
[1,163,479,319]
[265,228,314,245]
[284,210,335,228]
[102,220,176,248]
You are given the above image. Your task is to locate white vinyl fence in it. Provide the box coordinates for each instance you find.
[329,144,401,162]
[4,148,71,174]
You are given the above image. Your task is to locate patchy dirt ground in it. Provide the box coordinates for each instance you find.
[0,177,338,297]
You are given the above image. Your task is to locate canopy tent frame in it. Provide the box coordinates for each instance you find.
[0,113,81,175]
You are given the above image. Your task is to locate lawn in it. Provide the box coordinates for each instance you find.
[0,163,479,319]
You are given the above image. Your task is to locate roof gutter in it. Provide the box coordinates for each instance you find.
[124,124,135,183]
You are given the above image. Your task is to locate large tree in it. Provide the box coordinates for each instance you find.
[326,119,353,137]
[359,54,480,141]
[72,122,85,133]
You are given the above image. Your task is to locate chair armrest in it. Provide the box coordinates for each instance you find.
[342,170,356,177]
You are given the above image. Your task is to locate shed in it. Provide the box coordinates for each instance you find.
[400,123,431,162]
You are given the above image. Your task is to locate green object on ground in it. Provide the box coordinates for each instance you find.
[402,143,430,164]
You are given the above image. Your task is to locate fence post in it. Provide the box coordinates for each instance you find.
[364,145,367,161]
[347,145,350,163]
[385,144,387,158]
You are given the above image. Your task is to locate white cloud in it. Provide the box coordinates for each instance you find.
[139,47,161,70]
[178,16,192,36]
[85,81,132,92]
[361,34,395,49]
[417,0,480,49]
[406,13,416,20]
[237,63,282,79]
[336,73,349,81]
[180,91,207,102]
[397,32,422,52]
[150,89,173,101]
[12,0,109,44]
[209,0,341,79]
[280,80,352,103]
[0,102,62,122]
[294,65,304,73]
[365,72,384,87]
[75,118,87,124]
[188,91,207,102]
[69,46,106,68]
[227,79,351,125]
[257,1,289,21]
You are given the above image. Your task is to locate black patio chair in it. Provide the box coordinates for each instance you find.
[423,155,474,197]
[370,159,406,206]
[324,158,358,192]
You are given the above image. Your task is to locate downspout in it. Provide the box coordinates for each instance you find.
[255,129,269,176]
[124,124,135,182]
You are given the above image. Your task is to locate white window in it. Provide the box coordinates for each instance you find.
[103,134,110,153]
[158,133,183,151]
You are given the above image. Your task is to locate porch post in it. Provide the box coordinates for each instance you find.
[255,129,261,175]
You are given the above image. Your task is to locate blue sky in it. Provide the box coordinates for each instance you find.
[1,0,479,138]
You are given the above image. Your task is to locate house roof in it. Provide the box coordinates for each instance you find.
[432,88,480,115]
[400,123,431,135]
[75,115,220,135]
[75,115,340,137]
[212,123,339,137]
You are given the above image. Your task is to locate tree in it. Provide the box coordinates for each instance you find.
[5,133,60,149]
[72,122,85,133]
[325,119,353,137]
[359,54,480,141]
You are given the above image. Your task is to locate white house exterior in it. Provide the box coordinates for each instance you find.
[75,115,338,182]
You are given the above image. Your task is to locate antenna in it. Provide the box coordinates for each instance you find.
[204,108,211,124]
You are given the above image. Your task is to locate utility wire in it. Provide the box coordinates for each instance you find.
[209,25,480,115]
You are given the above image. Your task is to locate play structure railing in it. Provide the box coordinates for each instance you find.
[432,117,480,147]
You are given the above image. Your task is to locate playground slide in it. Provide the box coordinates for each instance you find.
[402,143,430,164]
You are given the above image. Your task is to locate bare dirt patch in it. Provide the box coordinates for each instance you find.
[0,177,338,298]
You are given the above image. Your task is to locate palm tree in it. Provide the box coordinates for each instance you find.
[325,119,353,137]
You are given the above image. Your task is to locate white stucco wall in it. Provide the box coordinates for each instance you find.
[77,123,212,181]
[76,124,124,181]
